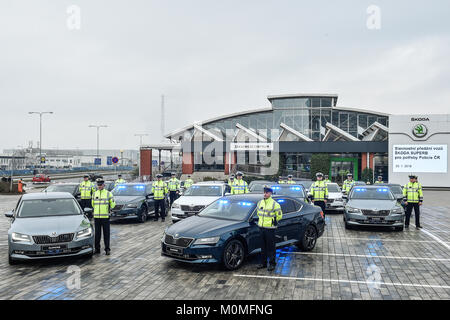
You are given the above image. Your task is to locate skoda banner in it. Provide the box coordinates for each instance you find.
[393,144,447,173]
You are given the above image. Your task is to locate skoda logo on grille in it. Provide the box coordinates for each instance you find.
[51,232,58,237]
[174,233,179,239]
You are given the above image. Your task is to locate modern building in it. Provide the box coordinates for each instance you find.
[156,93,390,182]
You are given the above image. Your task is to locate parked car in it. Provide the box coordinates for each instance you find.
[298,180,313,192]
[5,192,94,265]
[267,184,309,203]
[104,180,116,192]
[171,182,230,223]
[161,194,325,270]
[110,183,169,223]
[376,183,406,209]
[248,180,274,191]
[32,174,51,184]
[343,186,405,231]
[43,183,81,204]
[325,183,344,211]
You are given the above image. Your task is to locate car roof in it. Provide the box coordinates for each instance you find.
[118,182,151,186]
[21,192,75,200]
[222,194,299,201]
[195,181,225,185]
[47,183,78,186]
[352,185,390,189]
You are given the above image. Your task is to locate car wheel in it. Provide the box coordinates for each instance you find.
[222,239,245,271]
[8,255,18,265]
[138,205,148,223]
[298,225,317,251]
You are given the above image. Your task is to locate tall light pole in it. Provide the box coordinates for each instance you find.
[88,125,108,166]
[134,133,149,146]
[28,111,53,172]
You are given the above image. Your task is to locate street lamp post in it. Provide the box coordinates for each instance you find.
[88,125,108,167]
[28,111,53,173]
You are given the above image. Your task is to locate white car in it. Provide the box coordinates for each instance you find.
[326,183,345,211]
[171,182,230,223]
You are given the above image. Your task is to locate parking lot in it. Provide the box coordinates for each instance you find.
[0,190,449,300]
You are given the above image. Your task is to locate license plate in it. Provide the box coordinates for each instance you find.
[166,246,183,255]
[369,217,383,222]
[42,245,67,251]
[47,249,62,254]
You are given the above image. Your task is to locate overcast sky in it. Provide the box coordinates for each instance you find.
[1,0,449,151]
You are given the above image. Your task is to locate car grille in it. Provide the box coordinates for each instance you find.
[361,209,390,216]
[33,233,74,244]
[180,205,205,213]
[164,234,193,248]
[112,205,124,211]
[327,199,334,203]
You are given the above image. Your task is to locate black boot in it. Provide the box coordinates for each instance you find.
[267,264,276,271]
[105,249,111,255]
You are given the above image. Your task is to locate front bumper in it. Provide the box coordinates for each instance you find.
[110,207,146,221]
[326,200,344,210]
[9,237,93,261]
[345,212,404,227]
[161,240,223,264]
[171,208,199,222]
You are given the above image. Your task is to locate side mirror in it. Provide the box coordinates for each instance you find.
[4,210,14,218]
[397,197,403,202]
[83,208,93,214]
[225,192,231,196]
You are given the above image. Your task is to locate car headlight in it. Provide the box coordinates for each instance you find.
[125,203,138,208]
[171,203,180,209]
[346,206,362,214]
[193,237,220,245]
[391,207,404,214]
[76,227,92,239]
[11,232,32,243]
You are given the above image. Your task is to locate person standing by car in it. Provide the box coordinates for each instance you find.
[286,175,295,184]
[403,174,423,229]
[342,173,355,194]
[375,176,384,184]
[324,175,331,184]
[114,174,126,187]
[17,178,25,193]
[152,174,168,222]
[256,186,283,271]
[278,176,285,184]
[184,175,194,189]
[227,174,235,186]
[167,173,180,206]
[231,172,249,194]
[309,172,328,218]
[79,175,95,216]
[92,179,116,255]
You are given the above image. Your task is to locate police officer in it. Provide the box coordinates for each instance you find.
[286,175,295,184]
[309,172,329,217]
[184,175,194,189]
[342,173,355,194]
[79,175,95,216]
[256,186,283,271]
[167,173,180,206]
[227,174,235,186]
[375,176,384,184]
[278,176,285,184]
[92,179,116,255]
[231,172,249,194]
[114,174,126,187]
[152,174,168,222]
[403,175,423,229]
[324,175,331,184]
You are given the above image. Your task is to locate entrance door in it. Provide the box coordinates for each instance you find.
[330,157,358,184]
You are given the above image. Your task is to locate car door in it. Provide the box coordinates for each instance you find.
[145,184,155,213]
[274,198,299,243]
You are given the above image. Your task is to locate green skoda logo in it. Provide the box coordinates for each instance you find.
[412,124,427,138]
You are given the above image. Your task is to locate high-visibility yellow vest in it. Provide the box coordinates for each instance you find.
[310,180,329,201]
[79,180,95,200]
[92,189,115,219]
[257,197,283,229]
[343,179,355,193]
[286,180,295,184]
[231,179,248,194]
[152,180,168,200]
[403,182,423,203]
[114,178,126,187]
[324,179,331,184]
[184,179,194,189]
[167,178,180,191]
[375,180,383,184]
[278,180,286,184]
[227,179,235,186]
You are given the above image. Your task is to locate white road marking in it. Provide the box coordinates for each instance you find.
[234,274,450,290]
[411,224,450,250]
[278,251,450,262]
[321,236,445,243]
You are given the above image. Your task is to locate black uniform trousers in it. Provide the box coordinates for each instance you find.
[169,191,178,206]
[94,218,110,252]
[259,227,276,266]
[154,199,166,219]
[405,203,421,227]
[314,200,326,218]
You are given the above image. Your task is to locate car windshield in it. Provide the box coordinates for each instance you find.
[112,185,146,196]
[388,185,403,196]
[271,185,305,198]
[249,184,266,192]
[327,184,341,192]
[18,199,81,218]
[299,181,313,189]
[349,187,394,200]
[183,185,223,196]
[44,185,76,193]
[198,198,256,221]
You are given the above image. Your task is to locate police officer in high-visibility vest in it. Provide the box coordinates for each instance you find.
[286,175,295,184]
[231,172,249,194]
[167,173,180,206]
[403,174,423,229]
[114,174,126,187]
[184,175,194,190]
[278,176,285,184]
[342,173,355,194]
[324,175,331,184]
[92,179,116,255]
[375,176,384,184]
[256,186,283,271]
[227,174,235,186]
[152,174,168,222]
[309,172,329,217]
[79,175,95,216]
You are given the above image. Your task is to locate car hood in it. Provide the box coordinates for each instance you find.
[166,215,244,238]
[328,192,343,199]
[347,199,397,210]
[11,215,90,236]
[174,196,221,207]
[114,196,145,205]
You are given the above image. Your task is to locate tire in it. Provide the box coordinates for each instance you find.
[298,225,318,251]
[395,226,404,231]
[8,255,18,265]
[345,221,352,230]
[138,205,147,223]
[222,239,245,271]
